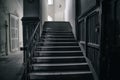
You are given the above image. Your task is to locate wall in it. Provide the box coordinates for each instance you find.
[80,0,96,15]
[65,0,76,38]
[47,2,55,21]
[100,0,120,79]
[41,0,48,25]
[24,0,39,17]
[54,0,65,21]
[44,0,65,21]
[0,0,23,55]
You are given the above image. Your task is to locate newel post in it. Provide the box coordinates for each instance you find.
[21,17,40,63]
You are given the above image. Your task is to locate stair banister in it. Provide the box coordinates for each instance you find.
[21,18,41,80]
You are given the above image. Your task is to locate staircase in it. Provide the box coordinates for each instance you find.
[28,22,94,80]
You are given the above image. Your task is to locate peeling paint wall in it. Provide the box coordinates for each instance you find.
[0,0,23,55]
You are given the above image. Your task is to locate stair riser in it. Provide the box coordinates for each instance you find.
[35,48,81,51]
[40,40,76,42]
[42,35,73,37]
[42,34,73,36]
[37,44,79,46]
[41,37,74,39]
[42,32,73,35]
[33,52,84,57]
[42,33,73,35]
[43,30,72,33]
[32,58,86,63]
[31,65,90,72]
[30,73,94,80]
[37,43,79,46]
[41,38,75,40]
[40,40,75,42]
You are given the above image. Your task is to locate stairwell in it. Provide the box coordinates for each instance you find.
[27,22,95,80]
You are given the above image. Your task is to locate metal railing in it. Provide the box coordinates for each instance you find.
[21,21,40,80]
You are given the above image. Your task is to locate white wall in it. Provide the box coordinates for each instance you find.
[41,0,48,25]
[47,2,55,21]
[54,0,65,21]
[65,0,76,38]
[41,0,65,22]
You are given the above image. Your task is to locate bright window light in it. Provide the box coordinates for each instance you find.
[48,0,53,5]
[48,16,53,21]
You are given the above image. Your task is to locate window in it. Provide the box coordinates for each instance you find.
[48,16,53,21]
[48,0,53,5]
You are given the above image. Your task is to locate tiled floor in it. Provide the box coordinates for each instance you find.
[0,51,23,80]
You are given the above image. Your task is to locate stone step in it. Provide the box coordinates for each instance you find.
[33,51,84,57]
[35,47,81,51]
[32,57,86,63]
[30,63,90,72]
[29,71,94,80]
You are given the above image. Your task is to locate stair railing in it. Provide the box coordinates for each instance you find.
[22,21,40,80]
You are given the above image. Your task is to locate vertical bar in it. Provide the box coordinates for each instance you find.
[85,17,88,56]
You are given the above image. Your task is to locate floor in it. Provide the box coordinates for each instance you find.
[0,51,23,80]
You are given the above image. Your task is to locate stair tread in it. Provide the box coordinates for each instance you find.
[37,43,79,46]
[32,57,86,63]
[42,35,74,37]
[31,64,90,72]
[32,56,85,59]
[43,31,72,32]
[37,42,78,44]
[31,63,88,66]
[36,46,81,50]
[32,59,86,64]
[36,46,80,48]
[41,38,75,40]
[29,71,92,76]
[40,40,76,42]
[41,36,74,38]
[34,51,83,53]
[33,51,84,57]
[42,33,73,35]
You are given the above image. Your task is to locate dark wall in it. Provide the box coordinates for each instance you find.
[80,0,96,15]
[100,0,120,80]
[76,0,97,18]
[24,0,40,17]
[76,0,81,17]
